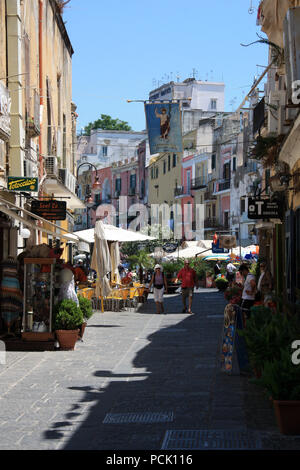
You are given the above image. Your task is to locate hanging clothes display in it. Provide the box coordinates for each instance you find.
[0,258,23,333]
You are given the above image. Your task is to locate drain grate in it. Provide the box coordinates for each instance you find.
[161,430,262,450]
[103,411,174,424]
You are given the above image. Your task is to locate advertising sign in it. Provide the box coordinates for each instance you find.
[8,177,38,192]
[31,200,66,220]
[248,198,281,219]
[145,102,183,155]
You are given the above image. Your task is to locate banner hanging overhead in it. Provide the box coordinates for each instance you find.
[144,102,183,155]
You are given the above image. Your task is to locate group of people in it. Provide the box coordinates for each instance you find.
[148,259,198,315]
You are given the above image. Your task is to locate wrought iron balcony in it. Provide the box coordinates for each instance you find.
[204,218,229,230]
[204,190,217,201]
[218,179,231,192]
[191,177,207,190]
[128,186,136,196]
[174,185,191,197]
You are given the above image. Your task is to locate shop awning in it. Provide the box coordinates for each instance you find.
[43,178,86,210]
[0,195,87,243]
[75,224,156,243]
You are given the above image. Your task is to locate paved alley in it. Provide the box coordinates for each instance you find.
[0,289,300,451]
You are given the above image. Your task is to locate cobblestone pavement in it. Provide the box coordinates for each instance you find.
[0,288,300,450]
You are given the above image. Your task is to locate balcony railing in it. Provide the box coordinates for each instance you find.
[204,218,229,230]
[128,186,136,196]
[204,190,216,201]
[191,177,207,190]
[218,180,231,192]
[174,186,191,197]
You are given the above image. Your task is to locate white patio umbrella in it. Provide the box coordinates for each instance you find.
[110,241,121,284]
[91,220,112,311]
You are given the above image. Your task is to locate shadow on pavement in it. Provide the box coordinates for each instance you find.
[43,290,228,450]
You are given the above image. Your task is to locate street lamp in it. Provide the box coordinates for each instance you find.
[76,162,102,196]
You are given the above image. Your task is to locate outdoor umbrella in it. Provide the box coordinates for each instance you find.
[91,220,112,311]
[203,253,231,261]
[110,241,121,284]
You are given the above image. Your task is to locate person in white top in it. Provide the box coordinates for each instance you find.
[226,261,237,285]
[239,264,257,318]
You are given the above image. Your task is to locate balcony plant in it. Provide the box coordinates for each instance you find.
[77,295,93,339]
[53,299,83,350]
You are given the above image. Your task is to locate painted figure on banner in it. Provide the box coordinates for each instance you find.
[145,102,183,155]
[155,107,170,139]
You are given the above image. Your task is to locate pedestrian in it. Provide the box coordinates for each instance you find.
[214,261,221,278]
[256,261,273,302]
[148,264,168,314]
[226,261,236,286]
[239,264,256,319]
[175,259,197,314]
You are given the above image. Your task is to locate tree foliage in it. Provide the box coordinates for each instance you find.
[83,114,132,135]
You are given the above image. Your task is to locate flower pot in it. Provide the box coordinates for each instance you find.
[78,322,87,339]
[55,329,79,350]
[273,400,300,435]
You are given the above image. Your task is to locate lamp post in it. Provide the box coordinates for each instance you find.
[76,162,102,229]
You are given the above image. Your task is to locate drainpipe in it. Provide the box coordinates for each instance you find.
[38,0,43,243]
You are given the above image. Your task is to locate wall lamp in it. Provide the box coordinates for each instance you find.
[76,162,102,195]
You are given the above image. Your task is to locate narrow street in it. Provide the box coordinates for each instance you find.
[1,289,300,451]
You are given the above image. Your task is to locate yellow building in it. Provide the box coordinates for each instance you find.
[0,0,84,263]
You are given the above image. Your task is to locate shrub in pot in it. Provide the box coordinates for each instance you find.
[78,295,93,338]
[53,299,83,350]
[215,277,229,291]
[253,347,300,435]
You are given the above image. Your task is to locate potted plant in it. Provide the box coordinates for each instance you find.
[78,295,93,339]
[254,347,300,435]
[53,299,83,350]
[215,277,229,292]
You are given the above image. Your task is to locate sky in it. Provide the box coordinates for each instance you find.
[63,0,267,133]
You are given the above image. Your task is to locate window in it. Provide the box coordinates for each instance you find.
[163,161,166,174]
[211,154,216,170]
[173,154,177,167]
[240,198,245,215]
[168,154,171,171]
[102,146,108,157]
[151,167,154,179]
[210,99,217,110]
[130,174,136,189]
[223,162,231,180]
[265,169,270,195]
[232,156,236,172]
[156,167,159,178]
[115,178,121,192]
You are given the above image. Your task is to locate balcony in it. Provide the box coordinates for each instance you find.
[217,179,231,192]
[174,185,191,197]
[204,190,217,201]
[191,177,207,190]
[204,218,229,230]
[128,186,136,196]
[26,91,40,137]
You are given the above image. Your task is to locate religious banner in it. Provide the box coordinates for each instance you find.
[144,102,183,155]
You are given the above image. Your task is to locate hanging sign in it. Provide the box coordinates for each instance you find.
[8,177,38,192]
[248,198,281,219]
[145,102,183,155]
[31,200,66,220]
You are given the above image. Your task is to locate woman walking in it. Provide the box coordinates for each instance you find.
[148,264,168,314]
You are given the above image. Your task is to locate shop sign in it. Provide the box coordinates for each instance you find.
[212,241,229,254]
[31,200,66,220]
[0,83,11,140]
[248,198,281,219]
[8,177,38,192]
[163,242,178,253]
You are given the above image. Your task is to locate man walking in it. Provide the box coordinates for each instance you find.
[239,263,256,319]
[176,260,197,314]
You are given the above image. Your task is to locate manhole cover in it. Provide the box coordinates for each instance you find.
[161,430,262,450]
[103,411,174,424]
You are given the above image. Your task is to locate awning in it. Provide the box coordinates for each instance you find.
[43,178,86,210]
[75,224,156,243]
[0,195,87,243]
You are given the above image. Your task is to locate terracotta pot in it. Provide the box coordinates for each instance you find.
[273,400,300,435]
[78,322,87,339]
[55,329,79,350]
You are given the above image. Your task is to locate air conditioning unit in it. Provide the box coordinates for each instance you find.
[284,7,300,99]
[219,235,236,249]
[45,156,58,176]
[59,168,77,194]
[267,91,286,135]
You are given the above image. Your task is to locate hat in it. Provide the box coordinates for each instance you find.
[154,264,162,270]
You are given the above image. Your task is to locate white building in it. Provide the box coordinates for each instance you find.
[149,78,225,114]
